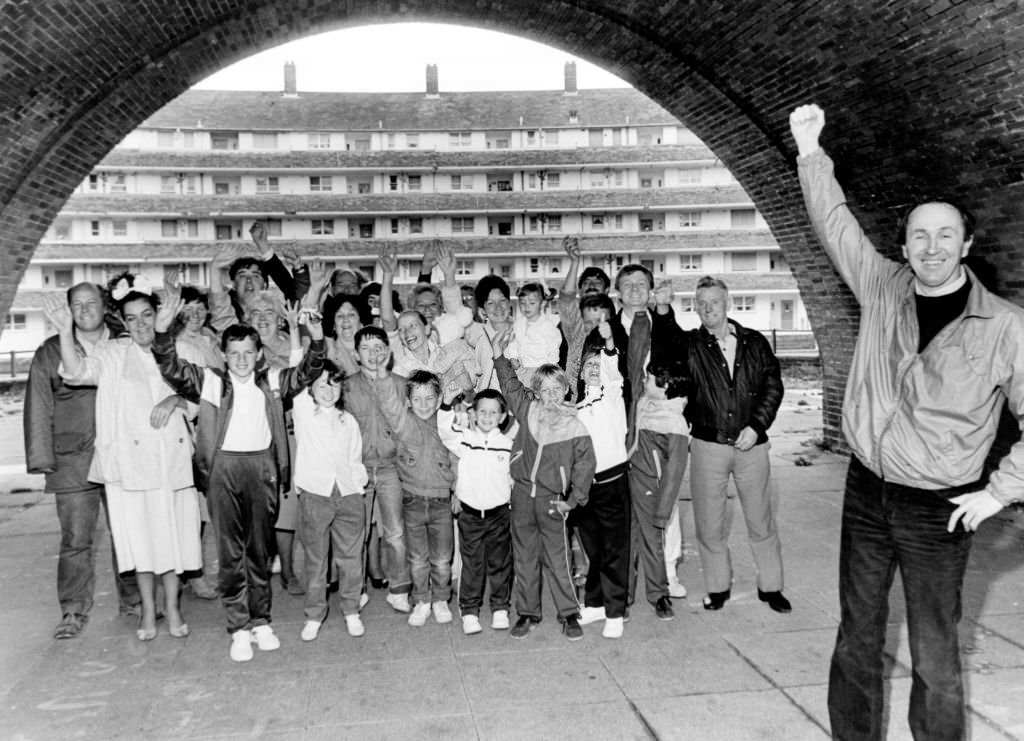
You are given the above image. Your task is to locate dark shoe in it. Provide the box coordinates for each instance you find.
[562,615,584,641]
[702,589,731,611]
[654,596,675,621]
[284,577,305,596]
[119,602,142,619]
[369,576,389,590]
[758,590,792,614]
[54,613,87,639]
[510,615,539,639]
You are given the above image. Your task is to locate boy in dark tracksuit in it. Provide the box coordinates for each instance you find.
[493,337,596,641]
[153,312,325,663]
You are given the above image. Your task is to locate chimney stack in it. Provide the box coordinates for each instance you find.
[426,64,439,97]
[283,61,297,96]
[564,61,578,95]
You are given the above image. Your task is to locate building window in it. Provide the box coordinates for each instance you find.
[183,175,198,194]
[771,253,788,272]
[640,177,653,188]
[311,219,334,236]
[357,182,372,195]
[525,130,538,146]
[451,217,474,234]
[406,133,419,148]
[391,218,400,235]
[112,220,127,237]
[680,254,703,271]
[679,298,695,313]
[4,313,26,331]
[528,216,539,233]
[215,223,233,240]
[88,174,100,192]
[214,182,230,195]
[186,219,199,237]
[677,168,702,184]
[498,264,512,278]
[309,176,333,192]
[614,214,623,229]
[456,260,473,277]
[450,175,471,190]
[731,209,757,228]
[358,223,373,238]
[614,170,625,187]
[52,221,71,240]
[409,217,423,235]
[252,132,278,149]
[161,220,177,237]
[386,133,395,149]
[157,130,175,147]
[679,211,702,228]
[548,215,562,232]
[496,222,513,236]
[388,176,399,192]
[255,176,279,194]
[308,132,331,149]
[640,259,655,273]
[89,220,101,237]
[589,173,607,188]
[407,175,421,191]
[182,131,195,148]
[547,173,560,188]
[639,218,654,233]
[53,269,74,289]
[211,132,239,150]
[731,252,758,271]
[529,258,540,274]
[591,215,605,229]
[160,176,177,194]
[733,295,755,312]
[550,258,562,275]
[449,131,472,148]
[545,130,559,145]
[109,173,127,193]
[265,219,282,237]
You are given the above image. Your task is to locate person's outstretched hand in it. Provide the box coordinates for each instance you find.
[789,104,826,158]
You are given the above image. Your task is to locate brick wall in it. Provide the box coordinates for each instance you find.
[2,0,1023,447]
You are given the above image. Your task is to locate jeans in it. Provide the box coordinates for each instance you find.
[298,488,366,619]
[828,457,972,741]
[403,492,454,604]
[366,466,410,594]
[55,487,139,617]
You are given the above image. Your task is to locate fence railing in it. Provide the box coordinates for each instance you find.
[0,350,35,379]
[759,329,818,356]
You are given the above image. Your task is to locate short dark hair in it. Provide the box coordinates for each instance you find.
[517,282,546,300]
[228,257,267,283]
[406,369,441,398]
[647,357,689,400]
[360,282,403,313]
[354,325,389,349]
[180,285,209,309]
[322,292,371,337]
[578,266,611,292]
[896,199,976,244]
[473,388,507,414]
[579,292,616,317]
[614,264,654,291]
[474,275,510,308]
[308,360,346,410]
[220,323,262,352]
[108,271,159,314]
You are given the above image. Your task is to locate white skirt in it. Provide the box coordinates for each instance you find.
[106,483,202,575]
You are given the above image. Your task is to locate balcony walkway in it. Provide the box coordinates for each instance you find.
[1,389,1023,740]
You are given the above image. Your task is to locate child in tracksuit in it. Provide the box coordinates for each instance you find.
[437,388,515,636]
[492,332,597,641]
[293,359,369,643]
[627,357,690,620]
[573,319,630,638]
[371,369,457,627]
[152,306,326,663]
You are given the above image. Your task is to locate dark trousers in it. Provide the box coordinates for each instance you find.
[208,449,278,634]
[573,473,630,618]
[628,466,669,606]
[511,487,581,621]
[828,457,973,741]
[55,486,139,616]
[457,502,513,616]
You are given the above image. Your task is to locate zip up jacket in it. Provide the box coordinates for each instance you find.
[437,407,514,510]
[152,330,325,491]
[494,355,597,507]
[372,376,455,498]
[798,149,1024,504]
[24,330,105,493]
[575,348,629,474]
[628,396,689,527]
[342,372,407,469]
[684,320,783,446]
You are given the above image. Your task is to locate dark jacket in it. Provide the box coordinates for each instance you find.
[684,319,783,446]
[23,332,100,493]
[606,306,685,424]
[152,330,325,491]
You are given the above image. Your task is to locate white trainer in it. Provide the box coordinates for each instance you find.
[251,624,280,651]
[300,620,322,642]
[603,617,624,639]
[432,601,453,624]
[579,605,607,625]
[667,576,688,599]
[462,614,482,635]
[386,592,411,613]
[230,629,253,662]
[359,592,370,609]
[408,601,431,627]
[491,609,510,630]
[345,614,365,637]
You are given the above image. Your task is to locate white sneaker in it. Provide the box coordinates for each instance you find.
[359,592,370,609]
[462,614,482,635]
[386,592,411,613]
[300,620,321,642]
[271,555,282,574]
[667,577,688,599]
[491,609,510,630]
[345,614,365,637]
[579,605,607,625]
[251,625,280,651]
[432,601,453,624]
[230,630,253,662]
[603,617,624,639]
[408,602,431,627]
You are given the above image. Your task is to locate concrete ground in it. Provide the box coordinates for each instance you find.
[2,388,1024,740]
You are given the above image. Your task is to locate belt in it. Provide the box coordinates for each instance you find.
[594,461,629,485]
[459,502,509,518]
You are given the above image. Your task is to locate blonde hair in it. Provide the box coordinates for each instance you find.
[530,363,570,396]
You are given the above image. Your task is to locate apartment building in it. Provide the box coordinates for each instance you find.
[4,62,810,355]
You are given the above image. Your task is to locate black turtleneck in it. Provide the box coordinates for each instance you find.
[915,277,971,352]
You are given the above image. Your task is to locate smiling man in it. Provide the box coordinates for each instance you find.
[792,103,1024,741]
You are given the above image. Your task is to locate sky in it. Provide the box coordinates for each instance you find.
[194,23,631,93]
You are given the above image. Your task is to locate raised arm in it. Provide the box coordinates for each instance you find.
[416,240,438,284]
[278,311,326,399]
[251,221,305,303]
[378,246,399,332]
[43,294,97,385]
[436,242,473,328]
[558,236,583,339]
[491,327,531,422]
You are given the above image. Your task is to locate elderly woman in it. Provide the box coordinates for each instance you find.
[321,292,371,377]
[47,273,201,641]
[174,285,222,369]
[245,289,299,369]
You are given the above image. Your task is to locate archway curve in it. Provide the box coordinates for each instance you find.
[3,0,1023,444]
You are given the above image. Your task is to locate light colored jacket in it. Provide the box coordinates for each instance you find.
[798,150,1024,504]
[437,408,514,510]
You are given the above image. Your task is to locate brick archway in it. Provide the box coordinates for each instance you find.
[2,1,1022,444]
